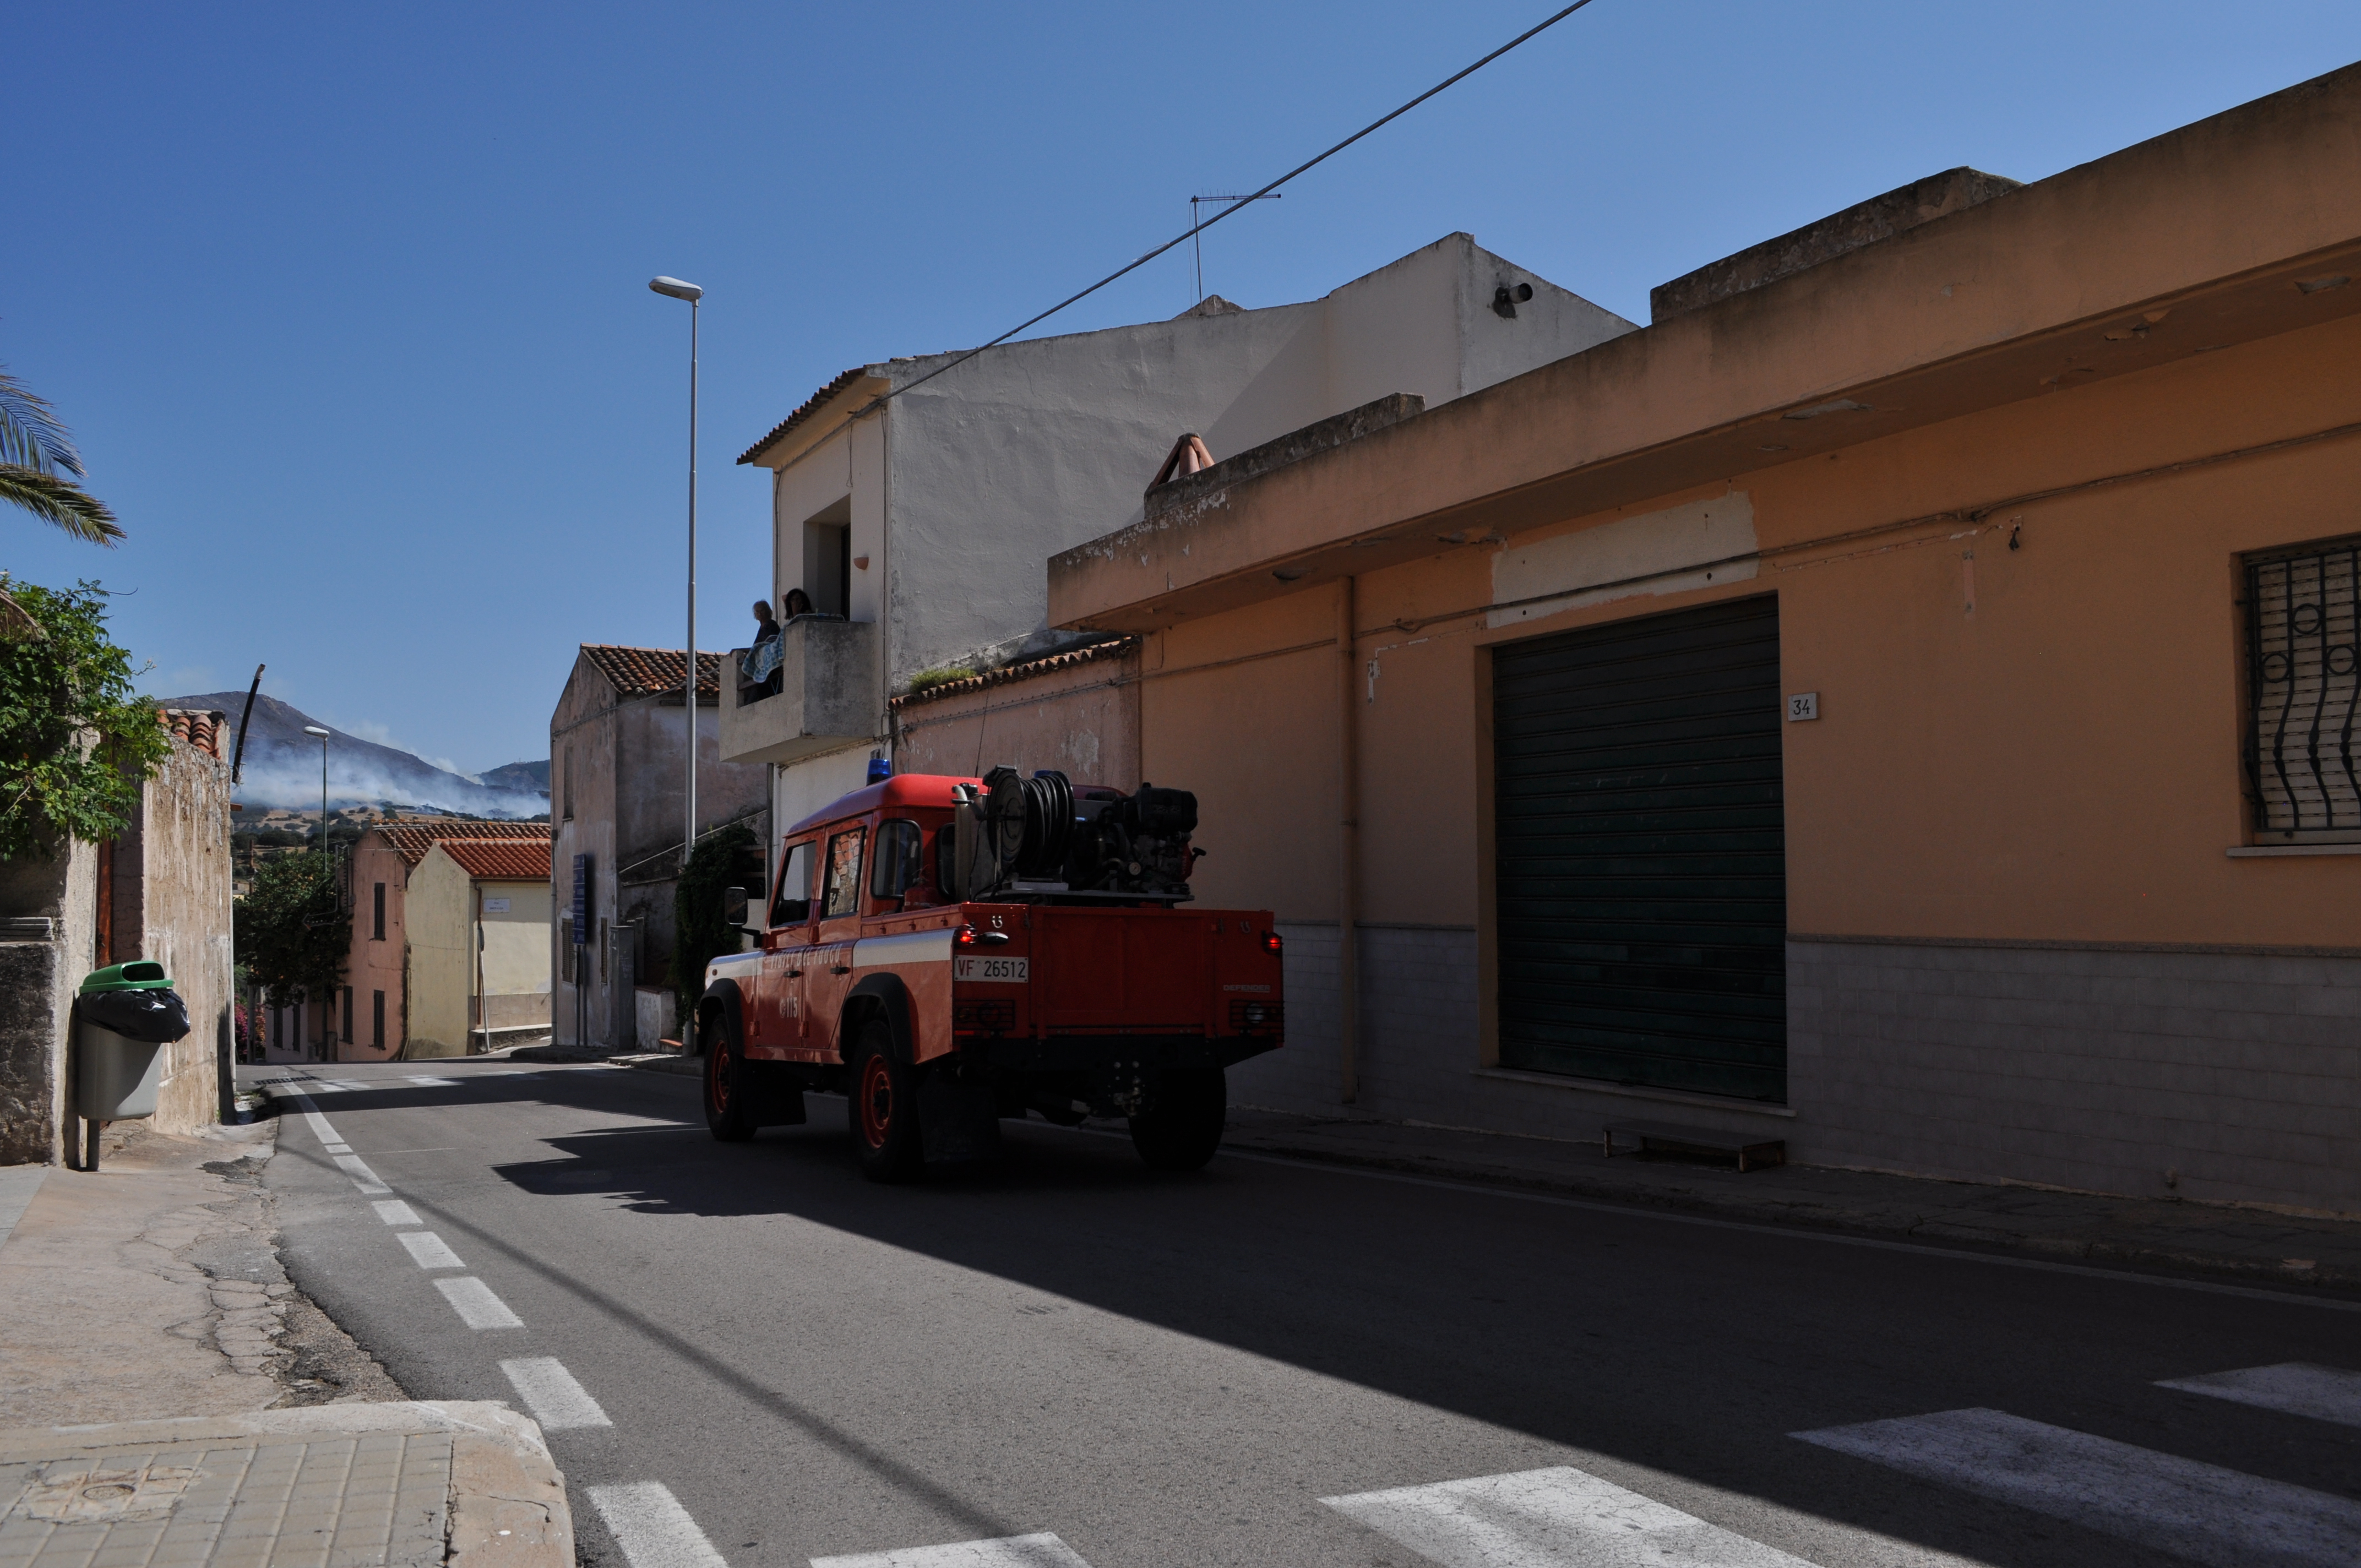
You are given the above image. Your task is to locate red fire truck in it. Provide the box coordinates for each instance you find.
[695,766,1285,1181]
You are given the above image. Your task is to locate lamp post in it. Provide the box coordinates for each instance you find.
[303,724,331,1060]
[302,726,331,851]
[649,275,703,874]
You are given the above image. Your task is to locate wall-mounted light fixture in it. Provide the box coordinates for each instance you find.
[1492,282,1534,318]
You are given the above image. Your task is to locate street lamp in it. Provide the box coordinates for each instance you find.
[649,275,703,873]
[302,723,332,1062]
[302,726,331,851]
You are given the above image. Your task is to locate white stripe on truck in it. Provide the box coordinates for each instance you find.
[853,928,959,969]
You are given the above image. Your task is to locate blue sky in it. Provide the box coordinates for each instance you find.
[9,2,2360,776]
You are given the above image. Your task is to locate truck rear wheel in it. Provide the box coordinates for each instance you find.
[847,1021,922,1183]
[1130,1067,1226,1172]
[704,1018,757,1143]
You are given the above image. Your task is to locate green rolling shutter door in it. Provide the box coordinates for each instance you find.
[1492,595,1787,1102]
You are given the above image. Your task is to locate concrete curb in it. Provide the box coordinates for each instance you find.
[1217,1128,2361,1296]
[611,1052,701,1077]
[0,1401,572,1568]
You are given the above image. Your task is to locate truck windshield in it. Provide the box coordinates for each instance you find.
[822,829,864,919]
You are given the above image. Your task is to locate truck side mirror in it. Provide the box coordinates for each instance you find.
[722,886,748,925]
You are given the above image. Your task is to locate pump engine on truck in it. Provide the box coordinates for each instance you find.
[695,766,1285,1180]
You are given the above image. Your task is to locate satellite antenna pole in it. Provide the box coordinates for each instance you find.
[230,664,264,785]
[1190,192,1281,304]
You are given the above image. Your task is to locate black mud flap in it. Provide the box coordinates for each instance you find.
[917,1069,1001,1164]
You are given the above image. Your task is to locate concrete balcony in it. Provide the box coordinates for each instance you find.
[718,617,878,765]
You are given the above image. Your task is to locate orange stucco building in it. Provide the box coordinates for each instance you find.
[1046,64,2361,1212]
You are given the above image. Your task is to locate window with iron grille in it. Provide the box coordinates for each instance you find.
[2245,535,2361,841]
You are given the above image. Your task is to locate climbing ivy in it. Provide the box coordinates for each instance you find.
[674,820,760,1024]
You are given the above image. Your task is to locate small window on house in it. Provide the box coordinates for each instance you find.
[822,829,864,919]
[771,841,815,925]
[341,987,353,1042]
[372,882,386,941]
[563,744,575,820]
[599,917,610,979]
[870,820,923,901]
[372,990,385,1050]
[2245,535,2361,842]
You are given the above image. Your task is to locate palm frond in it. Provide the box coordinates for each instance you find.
[0,463,122,545]
[0,367,86,477]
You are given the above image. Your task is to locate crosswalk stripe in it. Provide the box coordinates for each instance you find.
[1792,1407,2361,1567]
[810,1533,1094,1568]
[434,1275,524,1330]
[1321,1466,1815,1568]
[371,1200,421,1226]
[396,1230,465,1269]
[499,1356,613,1431]
[2157,1363,2361,1429]
[589,1482,729,1568]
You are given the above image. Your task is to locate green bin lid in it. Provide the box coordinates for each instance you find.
[80,960,174,993]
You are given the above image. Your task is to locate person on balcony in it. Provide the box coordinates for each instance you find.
[741,598,786,700]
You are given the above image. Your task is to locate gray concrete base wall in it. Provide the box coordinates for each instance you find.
[1231,926,2358,1214]
[1789,937,2361,1213]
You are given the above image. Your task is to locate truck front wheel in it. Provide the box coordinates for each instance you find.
[847,1021,923,1183]
[1130,1067,1226,1172]
[704,1019,757,1144]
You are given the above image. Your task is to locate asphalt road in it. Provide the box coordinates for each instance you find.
[246,1059,2361,1568]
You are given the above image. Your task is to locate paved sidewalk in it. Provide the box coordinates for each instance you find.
[1216,1107,2361,1293]
[0,1126,572,1567]
[0,1403,564,1568]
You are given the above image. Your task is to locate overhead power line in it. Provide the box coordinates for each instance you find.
[874,0,1602,410]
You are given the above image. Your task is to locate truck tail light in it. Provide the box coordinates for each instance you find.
[954,1000,1015,1034]
[1262,930,1282,954]
[954,924,978,949]
[1229,1000,1283,1035]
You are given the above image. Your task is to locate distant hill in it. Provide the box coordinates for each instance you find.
[481,759,549,793]
[162,692,550,819]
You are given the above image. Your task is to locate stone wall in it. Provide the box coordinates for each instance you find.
[119,737,234,1133]
[0,837,97,1165]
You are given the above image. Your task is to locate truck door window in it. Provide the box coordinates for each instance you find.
[771,841,815,925]
[822,829,865,919]
[869,819,923,901]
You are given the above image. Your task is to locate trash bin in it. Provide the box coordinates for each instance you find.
[76,961,192,1122]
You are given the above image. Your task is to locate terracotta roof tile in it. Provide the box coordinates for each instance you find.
[580,645,722,700]
[435,838,553,880]
[375,820,552,868]
[889,638,1137,710]
[158,708,227,759]
[738,366,875,466]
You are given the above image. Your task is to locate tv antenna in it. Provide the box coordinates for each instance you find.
[1190,192,1281,304]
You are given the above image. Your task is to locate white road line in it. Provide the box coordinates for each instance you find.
[811,1534,1094,1568]
[1792,1407,2361,1567]
[499,1357,613,1430]
[321,1079,371,1090]
[403,1076,460,1087]
[587,1481,730,1568]
[333,1154,390,1195]
[434,1276,524,1330]
[372,1200,421,1226]
[2158,1363,2361,1428]
[323,1142,352,1154]
[1321,1466,1812,1568]
[297,1082,347,1093]
[396,1231,465,1269]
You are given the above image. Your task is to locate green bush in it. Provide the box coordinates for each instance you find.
[674,821,763,1026]
[905,666,978,694]
[233,853,348,1008]
[0,579,168,860]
